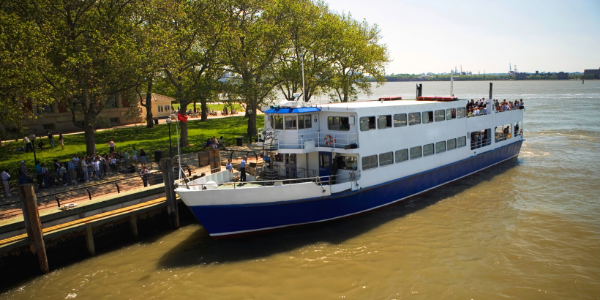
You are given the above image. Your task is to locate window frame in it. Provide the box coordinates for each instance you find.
[446,108,456,120]
[422,111,434,124]
[447,138,457,150]
[457,136,466,148]
[393,113,407,127]
[436,141,447,153]
[361,155,378,170]
[377,115,392,129]
[328,116,350,131]
[271,115,283,130]
[423,143,434,156]
[395,149,408,163]
[434,110,445,122]
[410,146,422,160]
[408,112,421,126]
[379,152,394,167]
[359,116,376,131]
[457,107,466,119]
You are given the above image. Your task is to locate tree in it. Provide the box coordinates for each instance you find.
[273,0,334,102]
[0,7,53,141]
[225,0,290,137]
[160,0,228,147]
[9,0,145,155]
[326,14,389,102]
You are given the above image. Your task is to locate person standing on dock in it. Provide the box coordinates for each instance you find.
[140,166,151,187]
[240,156,247,182]
[226,159,233,172]
[1,169,11,197]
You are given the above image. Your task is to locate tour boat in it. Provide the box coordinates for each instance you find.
[175,97,524,239]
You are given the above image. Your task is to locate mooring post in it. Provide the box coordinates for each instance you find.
[160,158,179,228]
[18,184,49,274]
[130,213,138,239]
[85,223,95,256]
[489,82,493,100]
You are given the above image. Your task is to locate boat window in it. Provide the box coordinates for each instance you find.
[408,113,421,126]
[456,107,466,119]
[422,111,433,124]
[362,155,378,170]
[423,143,434,156]
[379,152,393,167]
[338,155,357,171]
[446,108,456,120]
[495,124,512,142]
[271,115,283,129]
[285,116,297,129]
[457,136,466,148]
[298,115,312,129]
[319,154,330,168]
[436,141,446,153]
[359,116,376,131]
[447,138,457,150]
[393,114,407,127]
[410,146,422,160]
[471,129,492,149]
[514,121,522,137]
[328,116,350,131]
[434,110,445,122]
[395,149,408,163]
[378,115,392,129]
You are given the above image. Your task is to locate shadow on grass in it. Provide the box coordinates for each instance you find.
[157,158,521,268]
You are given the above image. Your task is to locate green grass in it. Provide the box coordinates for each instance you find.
[172,103,244,112]
[0,116,263,180]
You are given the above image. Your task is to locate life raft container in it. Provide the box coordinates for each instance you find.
[417,96,457,101]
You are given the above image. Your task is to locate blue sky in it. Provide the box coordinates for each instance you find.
[324,0,600,74]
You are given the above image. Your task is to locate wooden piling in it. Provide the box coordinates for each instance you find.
[489,82,493,100]
[85,223,95,256]
[18,184,49,274]
[130,213,138,239]
[160,158,179,228]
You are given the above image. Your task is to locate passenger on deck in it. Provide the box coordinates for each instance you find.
[519,99,524,109]
[226,159,233,172]
[240,156,247,182]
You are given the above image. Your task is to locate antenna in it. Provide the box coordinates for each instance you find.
[300,45,306,102]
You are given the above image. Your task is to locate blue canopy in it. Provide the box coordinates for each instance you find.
[264,107,321,114]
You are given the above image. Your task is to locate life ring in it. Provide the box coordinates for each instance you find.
[324,135,334,146]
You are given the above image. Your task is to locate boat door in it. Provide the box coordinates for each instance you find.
[285,154,297,178]
[318,152,331,181]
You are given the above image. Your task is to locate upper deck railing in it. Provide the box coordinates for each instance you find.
[265,131,359,150]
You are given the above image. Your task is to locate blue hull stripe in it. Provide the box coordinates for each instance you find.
[188,141,523,237]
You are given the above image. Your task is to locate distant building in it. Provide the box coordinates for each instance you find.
[556,72,569,80]
[584,68,600,79]
[2,93,173,136]
[514,73,527,80]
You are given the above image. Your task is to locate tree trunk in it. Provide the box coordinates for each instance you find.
[193,100,197,113]
[178,119,189,147]
[84,122,96,156]
[200,95,207,121]
[145,79,154,128]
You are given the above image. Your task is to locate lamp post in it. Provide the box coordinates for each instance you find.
[29,134,37,185]
[166,117,173,158]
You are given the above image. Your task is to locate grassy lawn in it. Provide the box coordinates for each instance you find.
[0,116,263,180]
[172,103,244,112]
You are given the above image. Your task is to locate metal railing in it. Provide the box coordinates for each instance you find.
[470,138,492,150]
[267,131,359,150]
[184,171,361,190]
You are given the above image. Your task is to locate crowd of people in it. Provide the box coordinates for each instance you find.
[2,143,152,196]
[466,98,525,117]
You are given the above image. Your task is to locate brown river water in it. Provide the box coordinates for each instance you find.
[1,80,599,299]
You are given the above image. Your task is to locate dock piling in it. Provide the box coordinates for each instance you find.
[85,223,95,256]
[130,213,138,239]
[489,82,493,100]
[18,184,49,274]
[160,158,179,229]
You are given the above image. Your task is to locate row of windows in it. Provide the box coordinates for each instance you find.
[362,136,467,170]
[271,115,313,130]
[359,107,467,131]
[158,105,171,112]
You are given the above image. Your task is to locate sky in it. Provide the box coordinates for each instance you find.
[324,0,600,74]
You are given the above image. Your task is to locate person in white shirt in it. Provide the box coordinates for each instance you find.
[1,169,11,197]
